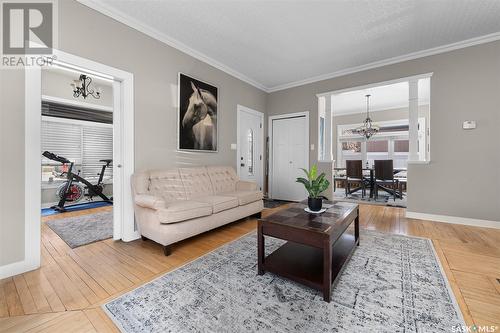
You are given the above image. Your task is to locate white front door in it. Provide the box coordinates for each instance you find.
[237,107,263,191]
[271,115,308,201]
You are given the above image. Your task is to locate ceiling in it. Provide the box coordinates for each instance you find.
[82,0,500,92]
[332,78,430,116]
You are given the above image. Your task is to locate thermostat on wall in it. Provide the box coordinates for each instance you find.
[462,121,476,130]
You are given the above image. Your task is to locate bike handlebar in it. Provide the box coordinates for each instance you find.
[42,151,71,164]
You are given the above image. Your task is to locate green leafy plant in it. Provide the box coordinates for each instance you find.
[296,165,330,198]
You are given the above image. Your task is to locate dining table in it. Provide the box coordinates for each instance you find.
[334,167,406,199]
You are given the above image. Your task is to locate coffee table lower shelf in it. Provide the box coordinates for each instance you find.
[259,232,358,301]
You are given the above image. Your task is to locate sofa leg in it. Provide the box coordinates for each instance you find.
[141,235,148,241]
[253,211,262,219]
[163,245,172,256]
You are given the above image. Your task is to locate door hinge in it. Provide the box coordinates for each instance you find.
[260,155,262,160]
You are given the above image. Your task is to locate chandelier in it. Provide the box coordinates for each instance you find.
[352,94,379,140]
[71,74,101,99]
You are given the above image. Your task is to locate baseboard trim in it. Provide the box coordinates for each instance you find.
[405,211,500,229]
[0,259,39,279]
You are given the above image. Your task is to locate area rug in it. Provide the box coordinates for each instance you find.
[334,188,407,208]
[46,211,113,248]
[103,231,464,333]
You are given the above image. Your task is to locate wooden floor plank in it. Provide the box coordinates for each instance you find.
[22,271,52,314]
[0,279,10,318]
[4,278,25,316]
[83,308,120,333]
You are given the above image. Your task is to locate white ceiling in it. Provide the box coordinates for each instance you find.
[332,78,430,115]
[83,0,500,92]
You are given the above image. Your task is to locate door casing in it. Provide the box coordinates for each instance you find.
[7,48,137,279]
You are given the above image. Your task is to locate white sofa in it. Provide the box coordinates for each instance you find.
[131,166,263,255]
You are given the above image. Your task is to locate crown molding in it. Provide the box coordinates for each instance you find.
[267,32,500,93]
[77,0,269,92]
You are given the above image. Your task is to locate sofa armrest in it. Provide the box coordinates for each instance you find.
[236,180,258,191]
[134,194,166,210]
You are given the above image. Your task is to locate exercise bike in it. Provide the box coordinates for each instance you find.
[42,151,113,212]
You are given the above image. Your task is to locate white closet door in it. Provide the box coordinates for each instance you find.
[272,116,308,201]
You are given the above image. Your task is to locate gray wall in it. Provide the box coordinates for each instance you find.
[0,0,266,266]
[268,41,500,222]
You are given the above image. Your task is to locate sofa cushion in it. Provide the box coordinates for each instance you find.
[135,194,165,210]
[149,169,186,202]
[179,167,214,199]
[222,190,263,206]
[193,195,239,213]
[206,166,238,193]
[132,172,150,195]
[236,180,258,191]
[157,200,212,224]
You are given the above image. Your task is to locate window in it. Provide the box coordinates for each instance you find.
[337,119,418,168]
[247,129,254,175]
[367,140,389,166]
[41,117,113,184]
[318,96,326,161]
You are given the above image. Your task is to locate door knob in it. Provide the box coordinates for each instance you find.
[117,164,122,168]
[240,163,245,167]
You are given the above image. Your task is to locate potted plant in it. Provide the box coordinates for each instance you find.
[296,165,330,212]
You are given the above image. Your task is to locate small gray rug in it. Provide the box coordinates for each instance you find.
[103,230,464,332]
[46,211,113,248]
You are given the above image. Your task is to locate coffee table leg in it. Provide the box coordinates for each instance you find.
[355,213,360,246]
[323,238,332,302]
[257,221,264,275]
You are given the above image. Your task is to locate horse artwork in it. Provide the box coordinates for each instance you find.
[178,73,218,151]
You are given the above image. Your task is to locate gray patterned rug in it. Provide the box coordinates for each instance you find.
[46,211,113,248]
[103,231,464,333]
[334,188,407,208]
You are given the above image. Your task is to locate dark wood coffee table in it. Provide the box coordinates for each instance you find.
[257,201,359,302]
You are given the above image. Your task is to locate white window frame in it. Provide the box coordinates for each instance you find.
[336,118,421,168]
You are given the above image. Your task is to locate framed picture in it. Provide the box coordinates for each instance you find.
[178,73,218,152]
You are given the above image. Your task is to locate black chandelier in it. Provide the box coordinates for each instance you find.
[352,94,379,140]
[71,74,101,99]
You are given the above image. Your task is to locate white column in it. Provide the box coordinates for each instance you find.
[408,79,419,161]
[325,94,333,161]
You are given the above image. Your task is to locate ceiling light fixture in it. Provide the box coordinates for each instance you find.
[352,94,379,140]
[71,74,101,99]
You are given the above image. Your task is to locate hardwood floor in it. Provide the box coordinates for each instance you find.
[1,204,499,332]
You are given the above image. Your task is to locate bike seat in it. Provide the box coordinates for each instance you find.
[99,159,113,163]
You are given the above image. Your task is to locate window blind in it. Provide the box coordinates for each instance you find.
[82,126,113,179]
[41,121,82,165]
[41,119,113,181]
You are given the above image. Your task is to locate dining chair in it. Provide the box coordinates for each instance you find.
[374,160,399,201]
[345,160,366,198]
